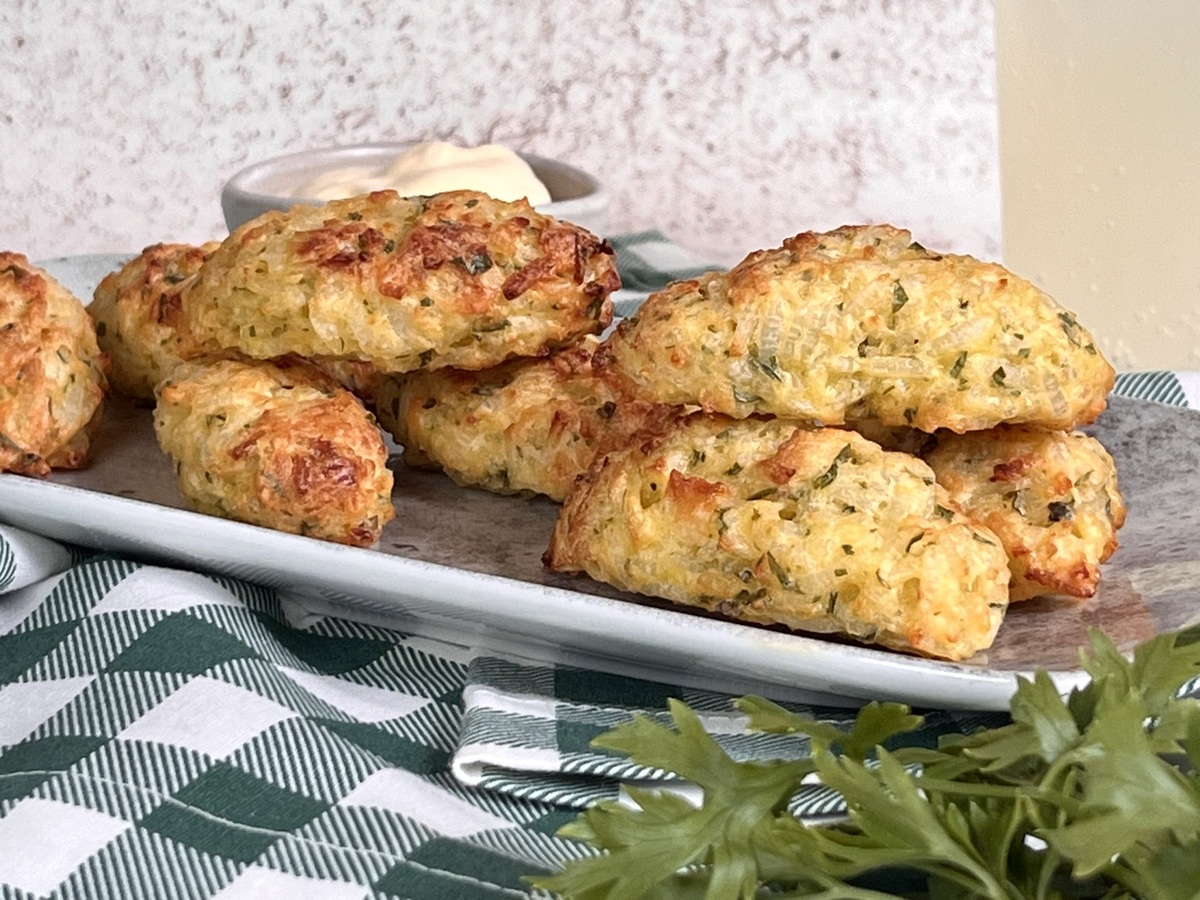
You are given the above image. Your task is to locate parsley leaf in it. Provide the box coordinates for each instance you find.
[540,699,813,899]
[530,627,1200,899]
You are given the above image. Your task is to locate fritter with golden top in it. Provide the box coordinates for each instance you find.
[89,243,385,404]
[154,357,395,546]
[597,225,1114,433]
[0,253,108,476]
[376,336,680,501]
[924,427,1125,602]
[181,190,619,373]
[90,242,219,400]
[546,416,1010,660]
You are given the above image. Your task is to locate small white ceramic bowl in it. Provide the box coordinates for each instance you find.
[221,142,610,236]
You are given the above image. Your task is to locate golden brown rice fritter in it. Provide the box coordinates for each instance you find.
[181,190,619,373]
[924,427,1125,602]
[0,253,108,476]
[546,416,1011,660]
[89,242,219,400]
[89,243,383,405]
[375,336,681,501]
[597,225,1115,433]
[154,357,395,546]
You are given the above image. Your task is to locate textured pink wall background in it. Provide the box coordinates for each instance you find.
[0,1,999,266]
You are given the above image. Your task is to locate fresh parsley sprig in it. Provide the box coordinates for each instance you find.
[530,627,1200,900]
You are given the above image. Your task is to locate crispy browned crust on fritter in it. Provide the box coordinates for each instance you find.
[546,416,1010,660]
[153,357,395,546]
[596,225,1115,433]
[0,253,108,476]
[89,242,220,400]
[375,336,681,501]
[924,428,1125,602]
[180,190,619,373]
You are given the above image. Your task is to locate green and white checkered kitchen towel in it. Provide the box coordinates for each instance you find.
[3,229,1200,898]
[0,551,582,899]
[607,230,716,314]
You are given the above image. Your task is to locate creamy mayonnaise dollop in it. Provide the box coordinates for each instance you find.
[294,142,552,205]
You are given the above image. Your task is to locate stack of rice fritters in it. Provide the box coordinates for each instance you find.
[82,189,623,546]
[410,224,1121,660]
[185,219,1123,657]
[4,207,1125,660]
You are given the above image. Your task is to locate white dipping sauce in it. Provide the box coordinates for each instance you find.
[294,142,552,206]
